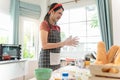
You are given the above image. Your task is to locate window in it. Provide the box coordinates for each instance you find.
[58,4,101,59]
[0,13,13,44]
[0,0,12,44]
[20,17,39,59]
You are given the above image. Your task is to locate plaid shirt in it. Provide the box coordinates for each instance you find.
[39,26,61,71]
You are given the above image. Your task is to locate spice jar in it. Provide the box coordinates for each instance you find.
[84,57,90,68]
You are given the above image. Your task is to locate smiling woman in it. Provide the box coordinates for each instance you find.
[39,2,79,71]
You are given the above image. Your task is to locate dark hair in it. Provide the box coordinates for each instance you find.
[44,3,64,27]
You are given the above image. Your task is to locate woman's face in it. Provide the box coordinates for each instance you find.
[51,8,63,23]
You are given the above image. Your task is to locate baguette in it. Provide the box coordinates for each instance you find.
[114,47,120,65]
[95,41,108,64]
[107,45,119,63]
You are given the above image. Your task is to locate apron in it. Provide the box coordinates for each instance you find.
[39,25,61,71]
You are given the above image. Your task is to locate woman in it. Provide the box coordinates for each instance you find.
[39,3,79,70]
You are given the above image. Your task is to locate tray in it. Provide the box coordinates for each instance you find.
[90,76,120,80]
[89,64,120,78]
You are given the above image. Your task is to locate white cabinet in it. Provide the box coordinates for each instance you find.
[0,60,26,80]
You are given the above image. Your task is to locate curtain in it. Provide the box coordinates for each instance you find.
[19,1,41,19]
[10,0,41,44]
[10,0,19,44]
[96,0,113,51]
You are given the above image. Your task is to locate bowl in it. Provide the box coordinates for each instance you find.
[35,68,52,80]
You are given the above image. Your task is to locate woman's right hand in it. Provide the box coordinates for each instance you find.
[64,36,79,47]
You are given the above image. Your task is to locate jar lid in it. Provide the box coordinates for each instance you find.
[85,57,90,61]
[62,72,68,76]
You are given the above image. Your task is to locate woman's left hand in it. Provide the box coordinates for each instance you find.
[63,36,79,46]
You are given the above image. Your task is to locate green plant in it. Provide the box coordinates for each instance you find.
[60,32,66,41]
[90,14,98,28]
[0,37,8,44]
[23,34,34,58]
[23,48,34,58]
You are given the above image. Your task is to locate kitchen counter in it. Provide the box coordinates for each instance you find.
[0,59,26,64]
[0,59,26,79]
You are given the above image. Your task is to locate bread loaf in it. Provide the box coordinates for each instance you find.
[102,67,119,73]
[102,67,110,72]
[109,67,119,73]
[95,41,108,64]
[107,45,119,63]
[114,47,120,65]
[94,61,104,65]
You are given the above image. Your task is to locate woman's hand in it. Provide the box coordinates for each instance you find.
[64,36,79,46]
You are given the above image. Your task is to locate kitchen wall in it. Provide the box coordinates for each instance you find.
[111,0,120,45]
[0,0,10,14]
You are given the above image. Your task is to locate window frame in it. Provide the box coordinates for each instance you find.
[57,0,101,59]
[19,16,40,60]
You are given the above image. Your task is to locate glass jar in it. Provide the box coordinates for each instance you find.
[84,57,90,68]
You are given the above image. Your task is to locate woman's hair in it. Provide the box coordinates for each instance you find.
[44,3,64,26]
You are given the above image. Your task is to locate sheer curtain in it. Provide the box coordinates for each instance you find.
[96,0,113,51]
